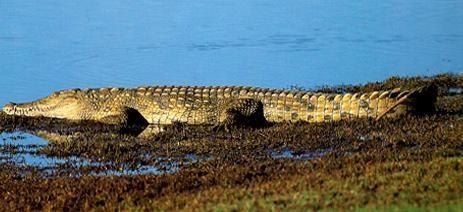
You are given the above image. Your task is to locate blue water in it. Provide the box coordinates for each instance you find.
[0,132,199,175]
[1,131,329,176]
[270,149,331,160]
[1,1,462,106]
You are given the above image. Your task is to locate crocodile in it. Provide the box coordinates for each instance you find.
[2,85,437,127]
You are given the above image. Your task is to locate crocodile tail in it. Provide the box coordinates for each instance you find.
[261,85,437,123]
[376,83,438,120]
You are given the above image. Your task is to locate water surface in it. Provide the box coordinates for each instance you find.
[1,0,462,106]
[0,130,331,176]
[0,132,168,175]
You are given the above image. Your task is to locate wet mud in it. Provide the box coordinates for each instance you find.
[0,74,462,211]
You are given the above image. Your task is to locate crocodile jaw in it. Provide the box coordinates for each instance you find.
[3,101,56,117]
[2,102,44,116]
[2,103,16,115]
[2,98,84,120]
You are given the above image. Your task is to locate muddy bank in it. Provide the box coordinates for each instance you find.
[0,74,462,211]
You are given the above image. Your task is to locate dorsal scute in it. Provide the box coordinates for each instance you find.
[234,86,244,91]
[248,87,259,92]
[241,86,252,92]
[209,88,218,94]
[292,91,303,99]
[230,87,240,96]
[194,87,202,94]
[325,94,335,101]
[310,95,318,102]
[317,95,326,105]
[389,87,402,98]
[96,88,111,97]
[287,90,299,95]
[301,93,311,100]
[202,87,210,93]
[163,87,172,93]
[360,93,369,100]
[379,91,390,99]
[266,89,277,94]
[136,87,147,95]
[136,86,148,91]
[110,87,123,93]
[342,93,352,100]
[147,87,156,92]
[51,91,61,97]
[186,86,196,91]
[202,90,210,98]
[171,87,179,92]
[369,91,380,100]
[397,90,410,99]
[54,88,81,98]
[256,88,268,96]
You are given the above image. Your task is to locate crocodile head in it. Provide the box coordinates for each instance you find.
[2,90,86,120]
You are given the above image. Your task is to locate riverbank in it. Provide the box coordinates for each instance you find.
[0,74,462,211]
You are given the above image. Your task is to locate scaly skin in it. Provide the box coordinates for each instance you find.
[2,85,437,126]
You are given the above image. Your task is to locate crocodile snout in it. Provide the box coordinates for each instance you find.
[2,102,16,114]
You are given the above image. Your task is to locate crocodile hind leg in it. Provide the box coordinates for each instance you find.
[376,84,438,120]
[215,98,268,131]
[98,107,149,127]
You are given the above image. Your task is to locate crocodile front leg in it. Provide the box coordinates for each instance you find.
[98,106,149,127]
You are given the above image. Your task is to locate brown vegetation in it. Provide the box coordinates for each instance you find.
[0,73,462,211]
